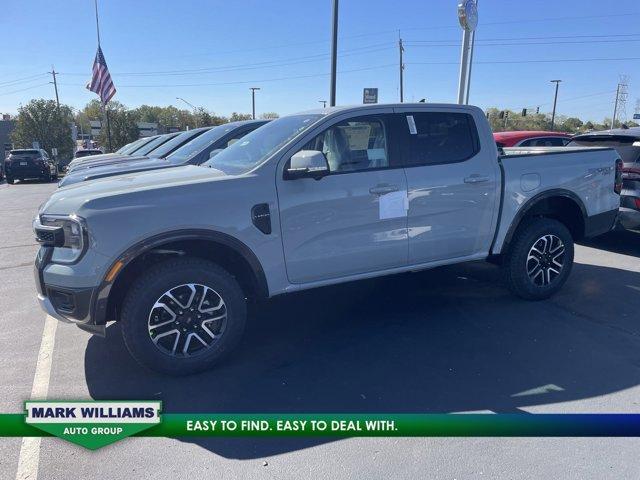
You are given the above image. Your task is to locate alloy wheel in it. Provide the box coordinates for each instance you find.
[147,283,227,357]
[526,234,565,287]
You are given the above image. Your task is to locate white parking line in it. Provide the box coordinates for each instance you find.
[15,315,58,480]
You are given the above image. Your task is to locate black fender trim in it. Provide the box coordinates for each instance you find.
[91,229,269,325]
[500,189,588,253]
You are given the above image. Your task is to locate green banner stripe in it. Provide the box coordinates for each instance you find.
[3,414,640,438]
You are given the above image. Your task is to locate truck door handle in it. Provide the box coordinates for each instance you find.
[369,184,400,195]
[464,175,490,184]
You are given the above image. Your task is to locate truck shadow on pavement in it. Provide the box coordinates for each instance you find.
[84,233,640,459]
[579,229,640,257]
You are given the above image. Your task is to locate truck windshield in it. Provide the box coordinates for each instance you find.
[567,135,640,164]
[202,114,323,175]
[167,124,237,165]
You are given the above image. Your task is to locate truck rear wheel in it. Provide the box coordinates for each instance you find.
[503,217,574,300]
[120,257,247,375]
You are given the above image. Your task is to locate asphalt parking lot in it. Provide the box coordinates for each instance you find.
[1,179,639,479]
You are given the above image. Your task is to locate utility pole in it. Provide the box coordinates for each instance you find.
[318,100,327,108]
[550,79,562,130]
[398,33,404,103]
[612,83,621,129]
[250,87,260,119]
[329,0,339,106]
[49,66,60,109]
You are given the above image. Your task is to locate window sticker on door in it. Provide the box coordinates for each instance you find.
[379,190,408,220]
[406,115,417,135]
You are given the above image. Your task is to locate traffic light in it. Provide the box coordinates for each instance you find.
[522,108,527,117]
[499,111,505,119]
[536,106,540,114]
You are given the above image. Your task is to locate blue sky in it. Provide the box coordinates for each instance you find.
[1,0,639,122]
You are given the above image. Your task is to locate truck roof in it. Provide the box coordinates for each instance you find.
[298,103,483,116]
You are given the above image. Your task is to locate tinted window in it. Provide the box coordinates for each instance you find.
[301,116,389,172]
[567,136,640,164]
[9,150,40,158]
[520,137,567,147]
[403,112,478,166]
[148,129,209,158]
[136,134,179,156]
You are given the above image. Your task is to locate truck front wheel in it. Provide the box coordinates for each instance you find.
[503,217,574,300]
[120,257,247,375]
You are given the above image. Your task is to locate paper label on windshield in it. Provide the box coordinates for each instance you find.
[379,190,408,220]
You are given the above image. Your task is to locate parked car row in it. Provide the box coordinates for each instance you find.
[59,120,268,187]
[34,103,622,375]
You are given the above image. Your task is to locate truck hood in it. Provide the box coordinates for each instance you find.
[59,157,174,188]
[42,165,227,215]
[67,155,149,173]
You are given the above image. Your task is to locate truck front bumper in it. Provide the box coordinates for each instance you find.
[34,246,106,336]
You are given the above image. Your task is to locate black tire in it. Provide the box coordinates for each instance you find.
[6,176,14,185]
[43,172,52,182]
[503,217,574,300]
[120,257,247,376]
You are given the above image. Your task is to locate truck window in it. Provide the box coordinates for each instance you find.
[520,137,567,147]
[302,116,389,173]
[567,136,640,164]
[402,112,479,166]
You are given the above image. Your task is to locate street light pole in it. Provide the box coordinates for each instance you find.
[250,87,260,119]
[550,80,562,131]
[456,0,478,105]
[329,0,339,106]
[319,100,327,108]
[176,97,198,127]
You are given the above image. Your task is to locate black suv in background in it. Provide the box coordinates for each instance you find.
[4,149,59,184]
[569,127,640,230]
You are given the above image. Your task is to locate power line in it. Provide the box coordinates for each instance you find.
[405,39,640,47]
[408,57,640,65]
[59,43,395,77]
[0,73,49,88]
[58,63,396,89]
[0,83,51,97]
[406,32,640,43]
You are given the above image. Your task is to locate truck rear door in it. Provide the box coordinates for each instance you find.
[394,107,500,264]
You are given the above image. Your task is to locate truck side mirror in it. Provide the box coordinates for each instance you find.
[285,150,330,180]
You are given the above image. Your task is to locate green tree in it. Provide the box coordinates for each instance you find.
[99,103,140,151]
[11,99,74,160]
[260,112,280,119]
[229,112,253,122]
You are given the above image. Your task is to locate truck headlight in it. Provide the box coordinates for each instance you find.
[35,214,87,263]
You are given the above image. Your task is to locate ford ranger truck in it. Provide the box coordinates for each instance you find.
[33,104,622,375]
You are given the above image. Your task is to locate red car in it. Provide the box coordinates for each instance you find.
[494,131,572,148]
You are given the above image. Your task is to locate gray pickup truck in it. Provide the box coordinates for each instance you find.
[33,104,622,375]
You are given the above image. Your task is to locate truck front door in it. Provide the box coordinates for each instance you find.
[276,112,408,284]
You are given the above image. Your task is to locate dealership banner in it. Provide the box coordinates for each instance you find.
[23,401,161,449]
[2,405,640,450]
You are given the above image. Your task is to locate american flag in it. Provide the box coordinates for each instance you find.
[87,46,116,104]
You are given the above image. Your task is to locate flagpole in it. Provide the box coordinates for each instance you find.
[94,0,112,151]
